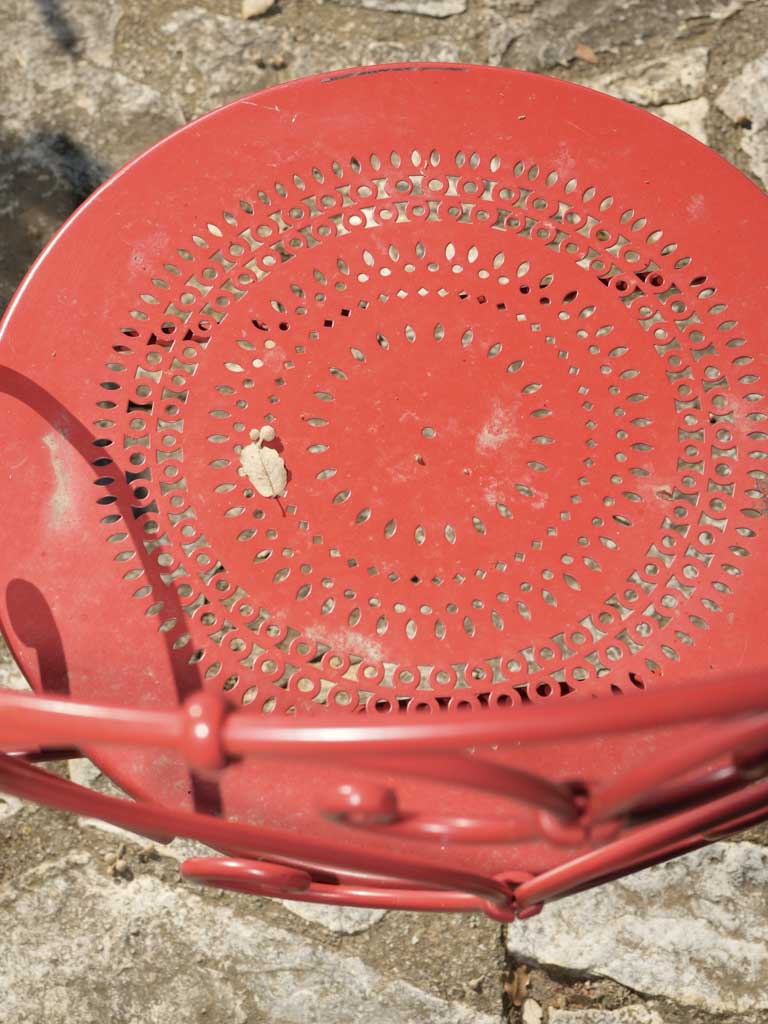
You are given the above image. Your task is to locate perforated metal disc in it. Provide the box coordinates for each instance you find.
[2,64,768,874]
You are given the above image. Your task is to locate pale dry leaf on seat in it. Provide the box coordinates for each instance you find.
[238,426,287,497]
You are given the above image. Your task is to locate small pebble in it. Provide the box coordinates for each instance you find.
[241,0,275,17]
[522,998,543,1024]
[467,976,484,993]
[104,852,117,866]
[113,859,133,880]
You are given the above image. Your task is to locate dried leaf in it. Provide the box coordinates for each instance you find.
[504,964,530,1007]
[239,437,287,497]
[575,42,598,64]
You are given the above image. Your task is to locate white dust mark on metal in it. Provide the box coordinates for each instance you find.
[686,192,705,220]
[42,431,74,528]
[303,626,387,667]
[476,400,515,453]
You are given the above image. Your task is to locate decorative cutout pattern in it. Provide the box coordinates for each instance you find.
[94,149,767,715]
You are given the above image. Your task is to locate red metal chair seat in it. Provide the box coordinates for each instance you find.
[1,64,767,919]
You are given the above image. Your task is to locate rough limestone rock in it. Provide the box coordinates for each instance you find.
[508,842,768,1014]
[0,640,27,690]
[64,762,384,934]
[0,793,23,821]
[549,1009,665,1024]
[0,854,496,1024]
[277,900,387,933]
[331,0,467,15]
[242,0,277,17]
[589,48,709,107]
[716,49,768,187]
[657,97,709,144]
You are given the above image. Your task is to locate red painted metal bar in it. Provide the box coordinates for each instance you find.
[1,679,766,911]
[222,673,768,753]
[625,766,745,821]
[0,753,521,917]
[514,778,768,910]
[2,683,767,857]
[324,807,542,845]
[181,857,528,919]
[6,748,83,763]
[590,715,768,821]
[343,753,579,819]
[0,691,182,754]
[3,672,768,761]
[703,803,768,839]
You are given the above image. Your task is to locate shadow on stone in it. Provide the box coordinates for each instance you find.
[34,0,80,56]
[0,128,108,313]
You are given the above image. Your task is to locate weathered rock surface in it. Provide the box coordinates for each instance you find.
[716,49,768,185]
[1,0,765,311]
[276,900,388,934]
[656,96,710,144]
[0,853,497,1024]
[0,639,27,690]
[549,1009,665,1024]
[332,0,467,14]
[242,0,277,17]
[507,842,768,1014]
[588,48,709,107]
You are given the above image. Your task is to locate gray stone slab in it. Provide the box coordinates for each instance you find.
[507,842,768,1014]
[276,900,387,933]
[716,49,768,185]
[0,852,498,1024]
[330,0,467,15]
[549,1008,666,1024]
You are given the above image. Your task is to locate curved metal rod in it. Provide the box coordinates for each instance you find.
[4,682,766,852]
[3,670,768,759]
[0,367,204,701]
[223,671,768,751]
[352,753,579,820]
[625,766,746,822]
[321,753,582,843]
[181,857,520,920]
[322,810,542,845]
[514,777,768,910]
[590,714,768,822]
[0,695,575,822]
[6,747,82,762]
[0,752,519,914]
[0,690,181,752]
